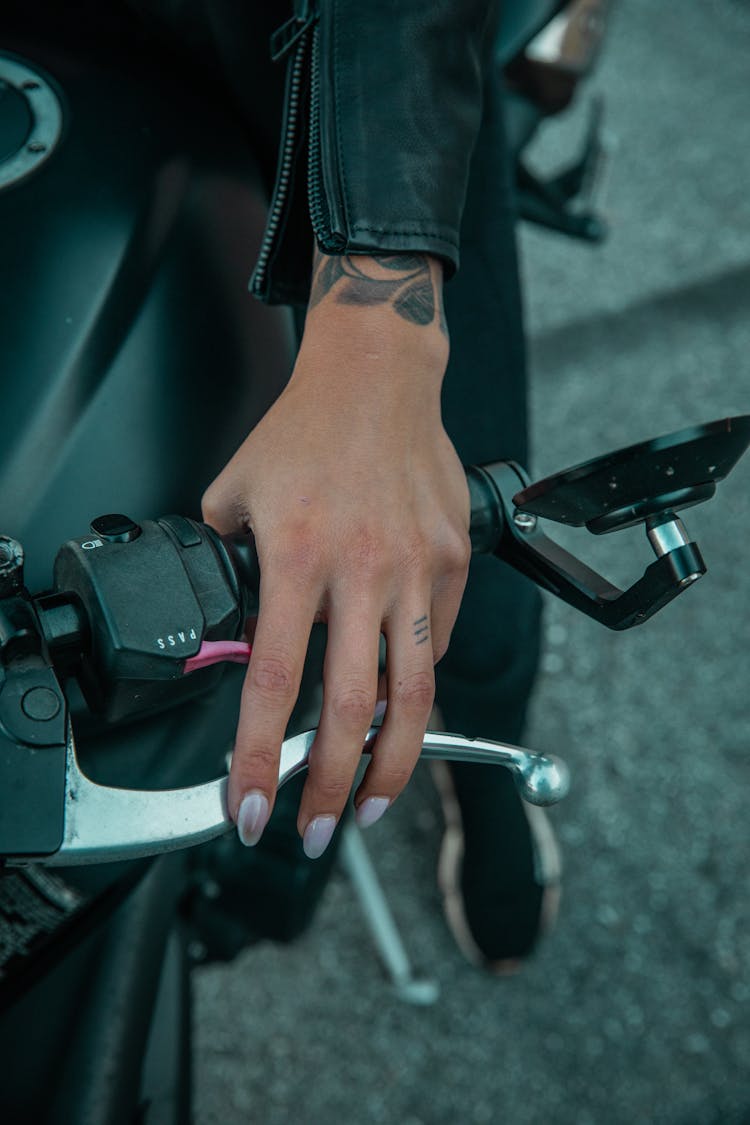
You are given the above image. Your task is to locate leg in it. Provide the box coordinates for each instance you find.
[438,52,539,739]
[435,69,556,968]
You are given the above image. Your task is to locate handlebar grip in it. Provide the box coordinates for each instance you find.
[220,466,509,613]
[219,531,261,618]
[219,466,510,615]
[466,465,507,555]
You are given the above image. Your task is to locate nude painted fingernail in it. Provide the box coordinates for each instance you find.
[302,815,337,860]
[237,791,269,847]
[356,796,390,830]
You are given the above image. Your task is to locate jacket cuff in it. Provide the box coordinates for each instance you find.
[251,0,498,305]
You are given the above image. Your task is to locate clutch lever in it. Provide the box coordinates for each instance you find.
[14,724,569,867]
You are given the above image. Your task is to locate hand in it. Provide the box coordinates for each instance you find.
[201,252,470,856]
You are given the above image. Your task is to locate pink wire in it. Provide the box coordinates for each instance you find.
[183,640,252,675]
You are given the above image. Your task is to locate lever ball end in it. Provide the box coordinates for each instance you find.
[517,754,570,806]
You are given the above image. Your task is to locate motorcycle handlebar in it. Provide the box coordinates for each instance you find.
[30,465,513,725]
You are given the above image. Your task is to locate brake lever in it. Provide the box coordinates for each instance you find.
[8,724,569,867]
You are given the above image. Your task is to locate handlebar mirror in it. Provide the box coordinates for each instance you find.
[469,415,750,631]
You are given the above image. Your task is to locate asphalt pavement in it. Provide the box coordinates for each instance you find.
[192,3,750,1122]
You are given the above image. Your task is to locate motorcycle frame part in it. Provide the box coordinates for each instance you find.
[513,95,610,242]
[500,1,614,242]
[0,10,297,598]
[0,6,284,1121]
[496,0,570,69]
[506,0,613,113]
[0,853,191,1125]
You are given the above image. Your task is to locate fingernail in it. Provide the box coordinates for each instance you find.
[237,791,269,847]
[302,815,337,860]
[355,796,390,830]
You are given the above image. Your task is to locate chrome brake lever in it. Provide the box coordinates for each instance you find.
[23,724,569,867]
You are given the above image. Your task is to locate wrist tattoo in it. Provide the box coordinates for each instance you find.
[309,250,447,336]
[413,615,430,646]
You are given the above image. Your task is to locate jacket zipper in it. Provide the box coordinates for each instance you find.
[251,6,317,299]
[307,23,346,252]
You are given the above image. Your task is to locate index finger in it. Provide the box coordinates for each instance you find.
[229,575,318,845]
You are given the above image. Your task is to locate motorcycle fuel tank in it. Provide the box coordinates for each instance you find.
[0,3,296,591]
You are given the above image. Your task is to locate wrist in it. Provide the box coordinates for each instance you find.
[299,251,449,391]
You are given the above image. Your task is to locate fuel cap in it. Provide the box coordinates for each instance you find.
[0,53,64,192]
[0,79,32,163]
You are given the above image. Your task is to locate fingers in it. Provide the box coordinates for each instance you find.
[218,498,468,858]
[353,591,437,827]
[227,544,462,857]
[352,538,467,827]
[229,571,318,844]
[297,591,381,857]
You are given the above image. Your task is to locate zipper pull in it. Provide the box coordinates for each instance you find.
[270,1,318,63]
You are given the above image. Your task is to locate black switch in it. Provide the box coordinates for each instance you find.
[158,515,203,548]
[90,514,142,543]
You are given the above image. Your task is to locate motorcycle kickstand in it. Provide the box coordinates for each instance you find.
[340,821,440,1006]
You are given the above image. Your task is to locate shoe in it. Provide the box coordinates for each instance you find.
[431,756,561,974]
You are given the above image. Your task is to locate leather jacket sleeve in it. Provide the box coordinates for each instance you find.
[251,0,500,305]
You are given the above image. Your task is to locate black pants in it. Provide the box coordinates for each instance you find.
[130,0,543,746]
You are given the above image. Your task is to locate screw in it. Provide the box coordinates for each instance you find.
[679,572,701,587]
[513,511,537,532]
[22,80,41,91]
[27,140,47,154]
[22,687,62,722]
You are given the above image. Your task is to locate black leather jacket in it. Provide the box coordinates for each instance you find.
[251,0,499,305]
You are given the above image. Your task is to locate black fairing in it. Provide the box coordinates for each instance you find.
[0,2,295,593]
[0,11,293,1103]
[0,0,298,806]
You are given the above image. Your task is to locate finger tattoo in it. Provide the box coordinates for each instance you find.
[413,615,430,646]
